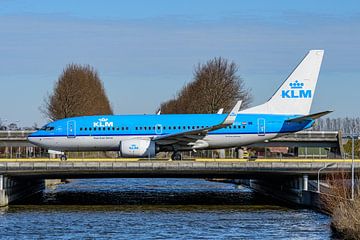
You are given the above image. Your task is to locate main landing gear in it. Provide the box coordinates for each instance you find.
[171,152,182,161]
[60,154,67,161]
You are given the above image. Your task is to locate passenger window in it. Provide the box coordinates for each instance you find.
[84,128,87,131]
[89,128,92,131]
[80,128,83,131]
[196,126,199,129]
[121,127,124,130]
[144,127,147,130]
[136,127,138,130]
[192,126,195,129]
[103,127,106,130]
[140,127,142,130]
[243,125,245,128]
[157,126,161,130]
[112,127,115,130]
[126,127,129,130]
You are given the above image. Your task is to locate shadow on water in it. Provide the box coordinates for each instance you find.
[17,178,281,206]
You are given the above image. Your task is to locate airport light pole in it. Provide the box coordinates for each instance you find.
[351,127,357,200]
[317,162,336,193]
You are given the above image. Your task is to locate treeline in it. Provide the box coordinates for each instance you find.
[312,117,360,134]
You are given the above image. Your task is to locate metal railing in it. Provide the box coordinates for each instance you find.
[0,130,35,139]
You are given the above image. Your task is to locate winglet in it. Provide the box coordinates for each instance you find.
[223,100,242,125]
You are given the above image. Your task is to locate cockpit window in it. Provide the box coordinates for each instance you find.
[40,126,54,131]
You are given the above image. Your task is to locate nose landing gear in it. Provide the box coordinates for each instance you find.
[171,152,182,161]
[60,154,67,161]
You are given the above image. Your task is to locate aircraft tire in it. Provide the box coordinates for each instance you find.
[171,152,182,161]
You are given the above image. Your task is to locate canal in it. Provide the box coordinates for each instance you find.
[0,178,333,239]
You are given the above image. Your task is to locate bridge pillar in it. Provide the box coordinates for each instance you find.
[0,175,44,207]
[303,174,308,191]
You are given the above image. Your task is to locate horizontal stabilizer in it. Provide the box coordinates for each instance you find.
[286,111,332,122]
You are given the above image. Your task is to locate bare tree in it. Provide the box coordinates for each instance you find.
[159,57,251,114]
[42,64,113,121]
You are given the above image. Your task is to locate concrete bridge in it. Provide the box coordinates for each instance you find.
[0,159,358,207]
[0,160,357,179]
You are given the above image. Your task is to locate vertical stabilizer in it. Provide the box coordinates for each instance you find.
[241,50,324,115]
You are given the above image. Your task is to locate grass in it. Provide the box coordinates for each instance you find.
[321,172,360,239]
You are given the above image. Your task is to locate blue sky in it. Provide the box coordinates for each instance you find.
[0,0,359,126]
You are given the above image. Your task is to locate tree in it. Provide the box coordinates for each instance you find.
[159,57,251,114]
[42,64,113,121]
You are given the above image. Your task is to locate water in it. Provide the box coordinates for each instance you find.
[0,179,333,239]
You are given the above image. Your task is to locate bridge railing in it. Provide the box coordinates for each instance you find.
[0,131,35,139]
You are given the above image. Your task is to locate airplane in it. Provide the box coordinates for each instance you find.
[28,50,330,160]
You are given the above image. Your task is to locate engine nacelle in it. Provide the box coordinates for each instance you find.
[120,139,156,158]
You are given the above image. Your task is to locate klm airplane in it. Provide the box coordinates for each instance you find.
[28,50,330,160]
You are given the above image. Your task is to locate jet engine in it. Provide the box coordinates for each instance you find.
[120,139,156,158]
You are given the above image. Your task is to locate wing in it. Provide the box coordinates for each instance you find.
[153,101,242,148]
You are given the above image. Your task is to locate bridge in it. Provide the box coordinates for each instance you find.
[0,160,357,178]
[0,159,358,208]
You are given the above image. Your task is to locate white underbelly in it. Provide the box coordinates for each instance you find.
[41,135,155,151]
[203,133,278,148]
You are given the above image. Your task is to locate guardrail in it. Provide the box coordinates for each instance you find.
[0,130,35,139]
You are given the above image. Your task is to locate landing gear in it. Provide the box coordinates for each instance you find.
[60,154,67,161]
[171,152,182,161]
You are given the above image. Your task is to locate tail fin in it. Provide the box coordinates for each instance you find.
[242,50,324,115]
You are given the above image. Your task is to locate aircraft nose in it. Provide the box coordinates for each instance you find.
[27,132,41,145]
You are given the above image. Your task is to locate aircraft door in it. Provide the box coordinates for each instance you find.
[67,120,76,138]
[257,118,266,136]
[155,124,163,135]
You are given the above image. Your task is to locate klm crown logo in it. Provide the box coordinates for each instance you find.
[129,144,139,150]
[93,117,113,128]
[281,80,311,99]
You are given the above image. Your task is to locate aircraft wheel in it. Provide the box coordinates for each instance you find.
[60,155,67,161]
[171,152,182,161]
